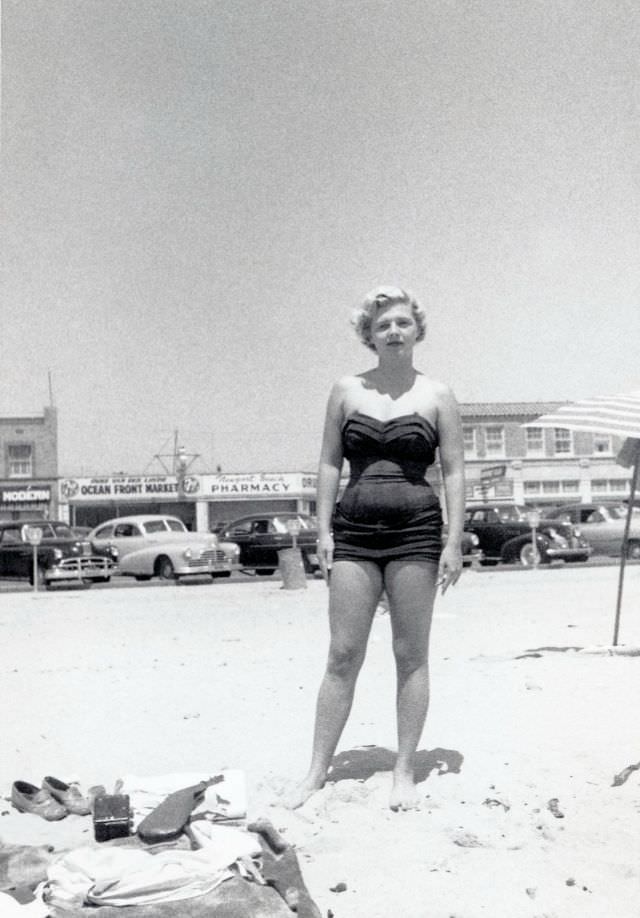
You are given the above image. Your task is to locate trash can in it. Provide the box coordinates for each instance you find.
[278,547,307,590]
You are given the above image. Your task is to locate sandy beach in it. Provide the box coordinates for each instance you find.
[2,565,640,917]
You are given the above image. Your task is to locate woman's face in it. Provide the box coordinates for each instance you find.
[370,301,418,356]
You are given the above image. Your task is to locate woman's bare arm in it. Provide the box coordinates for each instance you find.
[315,381,347,576]
[436,384,465,591]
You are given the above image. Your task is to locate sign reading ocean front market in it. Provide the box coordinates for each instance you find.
[58,473,317,503]
[58,475,190,502]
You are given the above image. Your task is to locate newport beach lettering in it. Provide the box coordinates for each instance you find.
[208,473,291,495]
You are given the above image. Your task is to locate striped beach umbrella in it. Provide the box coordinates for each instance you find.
[525,391,640,645]
[526,391,640,440]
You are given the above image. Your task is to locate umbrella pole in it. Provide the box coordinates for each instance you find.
[612,452,640,646]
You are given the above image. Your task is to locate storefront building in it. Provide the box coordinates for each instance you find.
[54,400,633,532]
[460,401,631,506]
[58,471,318,530]
[0,407,58,521]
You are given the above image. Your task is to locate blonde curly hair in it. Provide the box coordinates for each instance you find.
[351,286,427,352]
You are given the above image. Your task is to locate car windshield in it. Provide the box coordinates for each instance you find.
[606,506,628,520]
[51,523,73,538]
[496,506,528,522]
[271,515,313,533]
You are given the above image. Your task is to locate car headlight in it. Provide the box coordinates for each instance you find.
[470,533,480,547]
[547,528,568,547]
[573,527,582,538]
[52,548,63,561]
[182,548,193,560]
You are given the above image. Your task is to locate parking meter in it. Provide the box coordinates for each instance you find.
[285,517,301,551]
[525,510,541,568]
[24,525,43,592]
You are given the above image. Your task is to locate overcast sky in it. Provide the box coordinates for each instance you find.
[2,0,639,475]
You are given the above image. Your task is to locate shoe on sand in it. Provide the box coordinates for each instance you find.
[11,781,67,821]
[42,776,93,816]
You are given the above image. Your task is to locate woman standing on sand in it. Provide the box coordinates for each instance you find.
[289,286,465,811]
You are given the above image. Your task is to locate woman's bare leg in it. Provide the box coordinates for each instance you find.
[384,559,438,810]
[285,559,383,808]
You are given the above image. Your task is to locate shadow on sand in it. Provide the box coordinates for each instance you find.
[515,645,583,659]
[326,745,464,785]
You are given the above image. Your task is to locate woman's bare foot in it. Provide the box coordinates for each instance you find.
[389,770,420,811]
[282,776,326,810]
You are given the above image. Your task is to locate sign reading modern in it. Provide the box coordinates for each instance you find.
[1,485,52,504]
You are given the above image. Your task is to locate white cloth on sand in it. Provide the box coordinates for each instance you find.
[43,825,260,910]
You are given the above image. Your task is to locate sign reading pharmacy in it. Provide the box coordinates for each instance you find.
[201,473,317,498]
[59,472,318,503]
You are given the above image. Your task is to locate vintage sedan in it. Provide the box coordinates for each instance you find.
[219,512,320,575]
[442,526,483,567]
[464,503,591,566]
[88,514,240,581]
[544,502,640,559]
[0,520,113,588]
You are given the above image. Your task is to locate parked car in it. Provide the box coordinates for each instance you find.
[88,515,240,581]
[544,502,640,559]
[0,520,113,588]
[219,512,320,575]
[464,503,591,566]
[442,525,483,566]
[69,525,92,538]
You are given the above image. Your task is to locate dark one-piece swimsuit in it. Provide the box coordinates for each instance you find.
[332,411,443,568]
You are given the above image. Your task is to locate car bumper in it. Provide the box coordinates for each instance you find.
[546,547,591,561]
[463,549,484,566]
[46,558,112,581]
[175,559,240,575]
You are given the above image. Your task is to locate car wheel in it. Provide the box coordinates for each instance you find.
[134,575,152,581]
[626,540,640,560]
[156,556,176,581]
[211,571,231,579]
[519,543,543,566]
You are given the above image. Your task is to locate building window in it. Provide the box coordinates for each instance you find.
[525,427,544,457]
[554,428,573,455]
[8,444,33,478]
[592,478,629,495]
[542,480,560,494]
[484,425,505,457]
[561,480,579,494]
[592,434,613,456]
[524,481,541,495]
[462,426,477,456]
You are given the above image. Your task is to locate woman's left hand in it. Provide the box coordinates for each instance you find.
[438,542,463,595]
